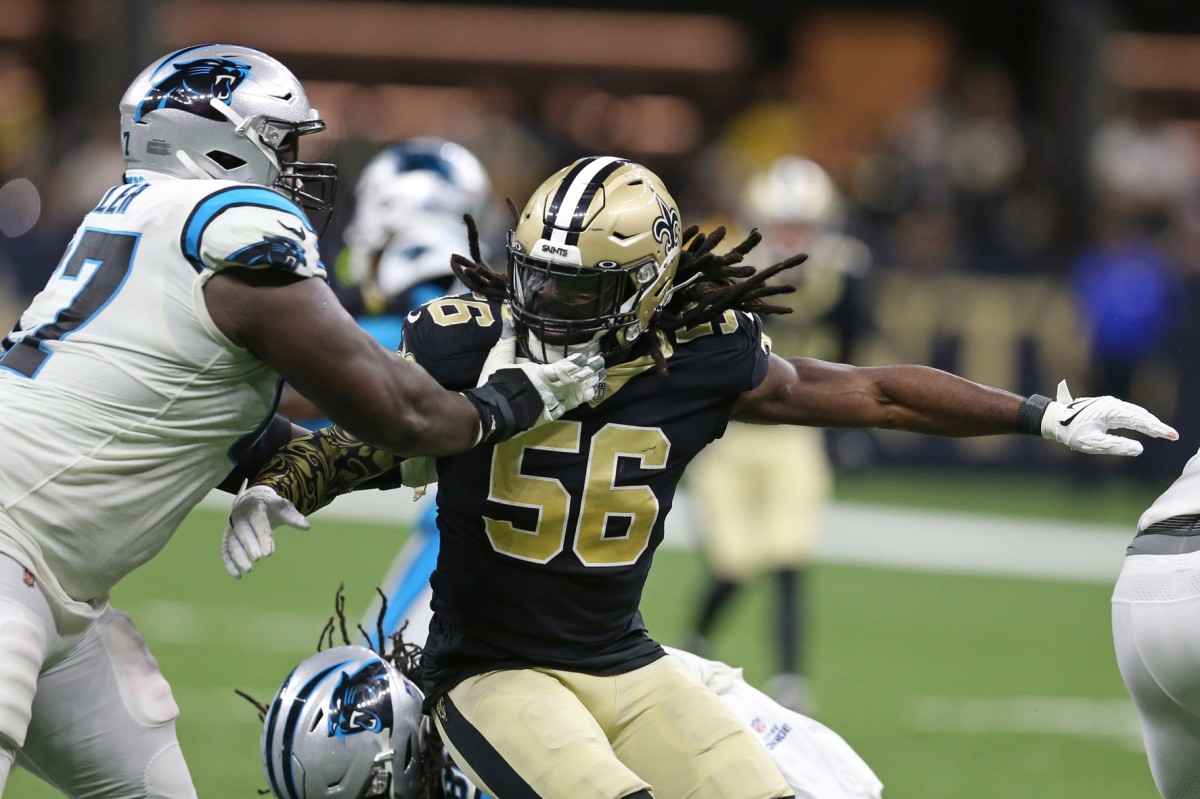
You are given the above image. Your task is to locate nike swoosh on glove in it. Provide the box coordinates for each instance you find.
[1041,380,1178,456]
[519,352,607,422]
[221,481,311,578]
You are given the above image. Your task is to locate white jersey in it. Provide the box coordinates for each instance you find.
[664,646,884,799]
[0,174,323,606]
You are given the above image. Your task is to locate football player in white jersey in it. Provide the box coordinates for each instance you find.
[0,44,602,798]
[1113,445,1200,799]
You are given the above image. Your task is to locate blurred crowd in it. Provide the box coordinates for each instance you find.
[2,46,1198,478]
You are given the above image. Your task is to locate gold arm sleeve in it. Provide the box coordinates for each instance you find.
[252,426,400,517]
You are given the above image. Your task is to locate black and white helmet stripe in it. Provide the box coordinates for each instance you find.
[542,156,629,246]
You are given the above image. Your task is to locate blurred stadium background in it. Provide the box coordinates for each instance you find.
[4,0,1200,796]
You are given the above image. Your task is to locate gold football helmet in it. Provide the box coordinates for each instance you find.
[507,156,683,361]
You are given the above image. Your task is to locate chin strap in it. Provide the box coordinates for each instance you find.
[521,329,605,364]
[660,271,702,305]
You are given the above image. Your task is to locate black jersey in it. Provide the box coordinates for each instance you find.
[402,293,772,705]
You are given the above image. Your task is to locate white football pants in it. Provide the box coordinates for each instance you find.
[0,554,196,797]
[1112,550,1200,799]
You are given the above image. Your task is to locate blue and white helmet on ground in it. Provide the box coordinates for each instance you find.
[262,645,425,799]
[119,43,336,211]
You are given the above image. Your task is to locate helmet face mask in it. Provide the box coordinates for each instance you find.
[261,646,425,799]
[507,156,682,363]
[267,119,338,213]
[120,44,337,213]
[508,234,647,346]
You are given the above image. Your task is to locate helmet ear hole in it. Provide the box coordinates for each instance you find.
[207,150,246,170]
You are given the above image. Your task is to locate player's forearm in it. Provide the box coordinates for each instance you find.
[335,381,481,456]
[216,414,305,494]
[851,364,1024,436]
[736,357,1024,436]
[252,425,400,516]
[218,273,484,456]
[288,346,483,457]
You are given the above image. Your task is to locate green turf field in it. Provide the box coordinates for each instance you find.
[8,469,1165,798]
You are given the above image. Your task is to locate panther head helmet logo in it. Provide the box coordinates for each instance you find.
[326,661,394,737]
[134,57,251,123]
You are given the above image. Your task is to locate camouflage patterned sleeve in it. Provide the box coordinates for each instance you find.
[251,425,400,516]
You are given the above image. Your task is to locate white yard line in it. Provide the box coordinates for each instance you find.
[807,504,1132,584]
[907,695,1144,747]
[203,487,1135,584]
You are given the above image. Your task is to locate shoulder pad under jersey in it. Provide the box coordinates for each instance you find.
[401,293,503,391]
[668,309,771,394]
[182,185,325,279]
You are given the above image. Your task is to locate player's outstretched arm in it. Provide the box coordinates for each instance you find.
[220,424,402,577]
[204,269,603,455]
[732,355,1177,455]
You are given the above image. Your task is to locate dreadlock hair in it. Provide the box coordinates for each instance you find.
[449,200,807,372]
[236,585,446,798]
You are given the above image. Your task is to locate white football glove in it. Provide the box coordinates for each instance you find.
[221,481,310,579]
[1041,380,1178,456]
[476,308,607,422]
[518,353,607,421]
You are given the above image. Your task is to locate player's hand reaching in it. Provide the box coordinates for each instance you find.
[221,480,311,578]
[465,354,606,444]
[474,304,606,416]
[462,310,606,445]
[518,353,607,421]
[1040,380,1178,456]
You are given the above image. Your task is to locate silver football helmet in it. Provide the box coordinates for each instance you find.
[261,646,425,799]
[119,43,336,211]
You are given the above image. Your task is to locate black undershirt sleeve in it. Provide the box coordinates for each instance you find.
[215,414,307,494]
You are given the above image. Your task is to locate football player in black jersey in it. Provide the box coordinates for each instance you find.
[226,156,1175,799]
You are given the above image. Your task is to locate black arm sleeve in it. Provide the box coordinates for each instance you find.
[461,367,547,445]
[216,414,307,494]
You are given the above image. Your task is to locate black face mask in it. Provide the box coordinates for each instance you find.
[508,251,634,349]
[267,121,338,233]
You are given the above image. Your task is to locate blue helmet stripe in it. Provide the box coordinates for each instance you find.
[271,660,352,799]
[180,186,312,272]
[262,663,299,799]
